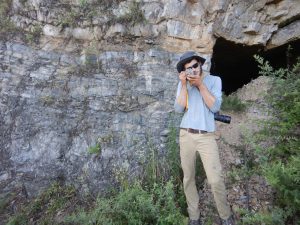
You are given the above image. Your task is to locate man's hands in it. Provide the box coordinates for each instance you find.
[179,71,204,89]
[187,74,204,89]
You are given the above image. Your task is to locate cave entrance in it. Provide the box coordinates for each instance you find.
[211,38,300,95]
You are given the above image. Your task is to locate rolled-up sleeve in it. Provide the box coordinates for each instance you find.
[209,76,222,113]
[174,82,185,113]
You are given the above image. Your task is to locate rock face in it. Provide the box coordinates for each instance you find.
[0,0,299,195]
[213,0,300,47]
[8,0,300,53]
[0,42,180,196]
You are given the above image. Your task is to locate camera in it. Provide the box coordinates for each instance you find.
[186,68,193,76]
[214,112,231,124]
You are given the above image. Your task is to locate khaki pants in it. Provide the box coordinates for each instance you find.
[179,129,231,220]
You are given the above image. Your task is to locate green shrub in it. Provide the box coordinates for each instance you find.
[6,214,27,225]
[87,143,101,155]
[65,181,185,225]
[264,156,300,211]
[153,181,186,225]
[221,94,246,112]
[252,55,300,222]
[58,10,77,28]
[25,25,42,44]
[237,207,287,225]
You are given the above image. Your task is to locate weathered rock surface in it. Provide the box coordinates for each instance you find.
[267,20,300,49]
[213,0,300,46]
[8,0,300,54]
[0,41,181,196]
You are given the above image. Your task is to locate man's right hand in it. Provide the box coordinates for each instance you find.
[179,71,187,85]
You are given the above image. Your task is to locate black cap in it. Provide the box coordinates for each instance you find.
[176,51,206,73]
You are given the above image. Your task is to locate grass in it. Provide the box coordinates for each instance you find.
[25,25,43,44]
[87,143,101,155]
[115,1,146,26]
[221,94,247,112]
[0,0,18,38]
[96,0,126,10]
[64,181,186,225]
[0,193,15,215]
[5,182,77,225]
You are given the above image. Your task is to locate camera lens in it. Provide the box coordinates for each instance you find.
[214,113,231,124]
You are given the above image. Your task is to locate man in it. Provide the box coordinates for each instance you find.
[174,51,235,225]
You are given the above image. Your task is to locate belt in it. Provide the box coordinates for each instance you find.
[181,128,208,134]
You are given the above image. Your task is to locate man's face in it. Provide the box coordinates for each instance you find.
[184,59,201,76]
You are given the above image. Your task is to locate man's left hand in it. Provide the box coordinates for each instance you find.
[187,74,203,87]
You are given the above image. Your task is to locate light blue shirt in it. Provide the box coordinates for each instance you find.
[174,74,222,132]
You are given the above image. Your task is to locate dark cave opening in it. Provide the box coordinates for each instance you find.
[211,38,300,95]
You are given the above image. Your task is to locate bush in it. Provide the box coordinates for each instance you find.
[65,181,185,225]
[87,143,101,155]
[221,94,246,112]
[253,55,300,223]
[238,207,287,225]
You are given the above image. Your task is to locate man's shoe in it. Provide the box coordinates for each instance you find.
[188,219,202,225]
[220,215,235,225]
